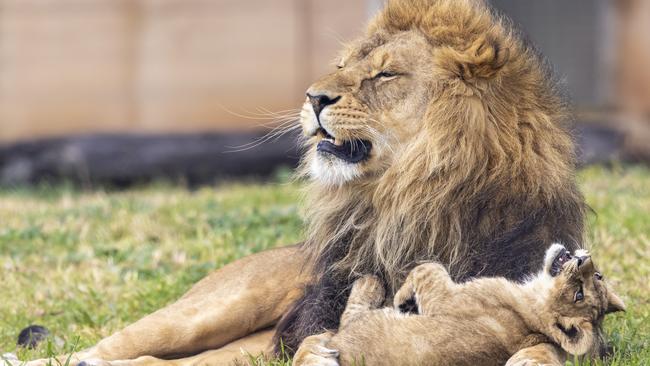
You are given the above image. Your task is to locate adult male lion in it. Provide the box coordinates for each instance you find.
[22,0,586,365]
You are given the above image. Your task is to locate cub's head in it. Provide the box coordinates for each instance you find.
[541,244,625,356]
[298,0,569,187]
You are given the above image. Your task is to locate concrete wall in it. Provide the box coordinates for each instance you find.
[616,0,650,116]
[0,0,366,142]
[1,0,648,145]
[489,0,612,106]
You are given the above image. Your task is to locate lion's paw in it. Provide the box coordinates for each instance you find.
[1,353,19,366]
[292,347,339,366]
[78,359,114,366]
[21,358,64,366]
[292,333,338,366]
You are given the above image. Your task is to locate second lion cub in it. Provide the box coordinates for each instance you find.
[293,244,625,366]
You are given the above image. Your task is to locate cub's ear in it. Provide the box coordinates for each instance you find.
[437,35,510,81]
[606,290,626,314]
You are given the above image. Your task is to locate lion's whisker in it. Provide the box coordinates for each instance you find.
[219,104,301,123]
[225,124,301,153]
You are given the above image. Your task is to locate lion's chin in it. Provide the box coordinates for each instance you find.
[309,154,363,186]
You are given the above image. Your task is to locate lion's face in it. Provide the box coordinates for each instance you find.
[298,0,586,315]
[300,31,435,186]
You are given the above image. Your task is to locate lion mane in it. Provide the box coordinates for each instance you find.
[275,0,585,353]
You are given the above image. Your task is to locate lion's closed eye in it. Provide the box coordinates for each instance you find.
[373,71,399,80]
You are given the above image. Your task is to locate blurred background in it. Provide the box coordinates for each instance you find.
[1,0,649,187]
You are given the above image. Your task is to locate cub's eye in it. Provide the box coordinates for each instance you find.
[594,272,603,281]
[574,286,584,302]
[374,71,398,79]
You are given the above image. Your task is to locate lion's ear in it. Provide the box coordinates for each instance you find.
[438,35,510,81]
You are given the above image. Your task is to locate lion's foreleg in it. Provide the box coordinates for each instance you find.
[291,276,384,366]
[24,331,278,366]
[27,245,309,366]
[70,329,276,366]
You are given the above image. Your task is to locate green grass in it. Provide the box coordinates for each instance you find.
[1,166,649,365]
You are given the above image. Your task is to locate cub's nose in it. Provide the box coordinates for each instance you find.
[307,93,341,119]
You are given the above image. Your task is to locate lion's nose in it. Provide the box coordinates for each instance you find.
[307,93,341,120]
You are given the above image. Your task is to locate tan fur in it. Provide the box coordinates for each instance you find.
[294,245,624,366]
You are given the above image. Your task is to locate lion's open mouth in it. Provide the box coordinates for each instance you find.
[315,128,372,164]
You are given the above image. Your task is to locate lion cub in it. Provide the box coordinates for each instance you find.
[293,244,625,366]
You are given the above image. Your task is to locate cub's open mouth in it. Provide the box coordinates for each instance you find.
[315,128,372,164]
[551,247,572,277]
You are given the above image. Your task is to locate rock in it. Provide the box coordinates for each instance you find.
[17,325,50,349]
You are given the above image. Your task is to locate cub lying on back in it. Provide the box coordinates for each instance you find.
[293,244,625,366]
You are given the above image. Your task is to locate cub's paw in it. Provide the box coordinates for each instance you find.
[506,361,558,366]
[394,262,449,312]
[506,343,566,366]
[350,276,385,307]
[292,333,338,366]
[409,262,448,278]
[393,276,416,311]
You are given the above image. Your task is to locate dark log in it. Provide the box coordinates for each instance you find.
[574,121,626,166]
[0,122,636,188]
[0,131,301,188]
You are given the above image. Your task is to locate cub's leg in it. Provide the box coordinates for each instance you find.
[393,262,453,316]
[339,275,385,328]
[292,276,385,366]
[505,343,566,366]
[24,245,309,366]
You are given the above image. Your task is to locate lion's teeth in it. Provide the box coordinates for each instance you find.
[323,138,335,143]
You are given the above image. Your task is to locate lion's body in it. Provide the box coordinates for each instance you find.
[20,1,588,366]
[276,0,584,352]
